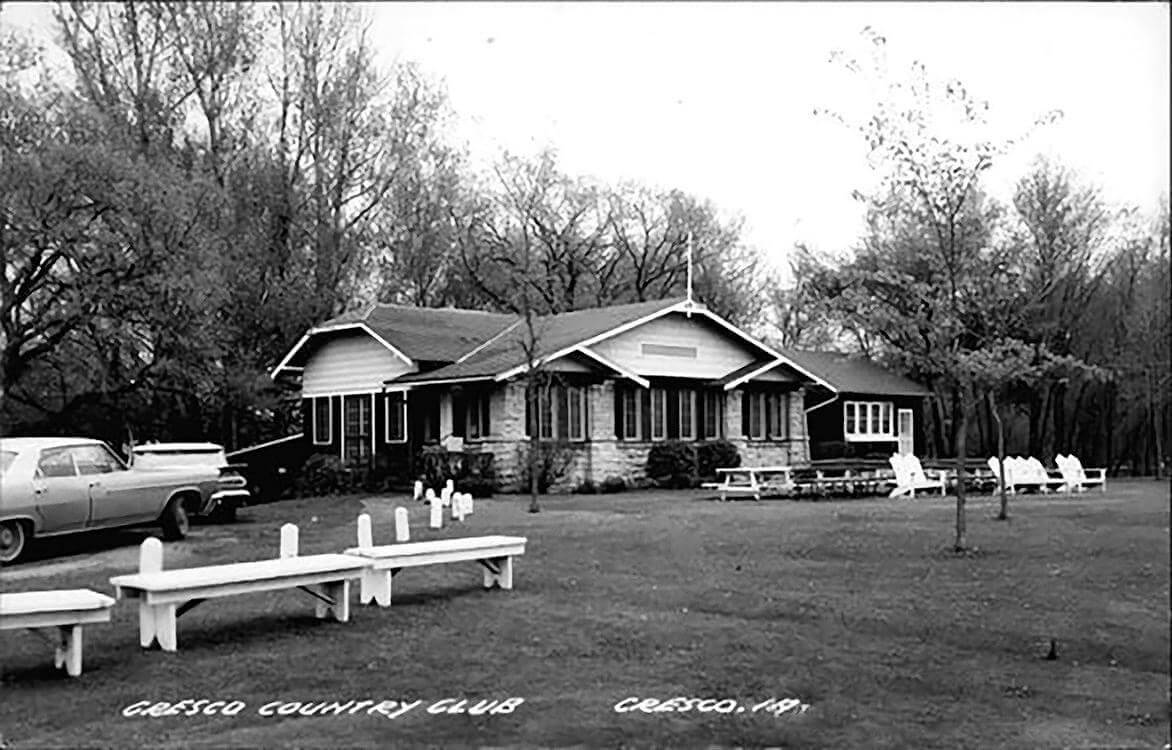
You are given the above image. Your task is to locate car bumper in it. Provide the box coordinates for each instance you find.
[207,489,252,513]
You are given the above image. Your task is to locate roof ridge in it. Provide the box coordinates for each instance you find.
[370,302,514,317]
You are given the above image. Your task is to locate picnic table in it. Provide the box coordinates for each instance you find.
[706,466,795,501]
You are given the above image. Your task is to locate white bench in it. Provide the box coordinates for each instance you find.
[344,526,527,607]
[0,589,115,677]
[709,466,795,502]
[109,525,368,652]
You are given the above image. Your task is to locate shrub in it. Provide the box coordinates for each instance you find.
[518,440,577,493]
[696,439,740,479]
[576,479,598,494]
[458,477,497,497]
[646,440,699,488]
[415,448,496,493]
[291,453,354,497]
[599,475,627,493]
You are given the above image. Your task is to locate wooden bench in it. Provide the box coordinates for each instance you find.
[710,466,795,502]
[344,524,527,607]
[109,525,368,652]
[0,589,115,676]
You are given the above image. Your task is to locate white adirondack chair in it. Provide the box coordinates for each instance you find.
[987,456,1014,495]
[1055,454,1107,493]
[888,454,948,498]
[1025,456,1066,493]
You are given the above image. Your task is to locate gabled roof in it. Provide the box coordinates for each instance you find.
[272,304,517,376]
[779,349,929,397]
[395,298,683,385]
[710,359,803,388]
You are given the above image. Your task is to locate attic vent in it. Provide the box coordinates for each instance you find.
[642,343,698,358]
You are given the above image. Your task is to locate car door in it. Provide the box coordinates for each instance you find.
[31,447,90,531]
[74,443,157,527]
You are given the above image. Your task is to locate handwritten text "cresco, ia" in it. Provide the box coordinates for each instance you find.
[614,697,810,717]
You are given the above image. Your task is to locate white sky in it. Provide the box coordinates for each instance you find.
[5,2,1169,273]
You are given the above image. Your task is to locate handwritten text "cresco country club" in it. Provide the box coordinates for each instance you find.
[614,697,810,717]
[120,698,524,719]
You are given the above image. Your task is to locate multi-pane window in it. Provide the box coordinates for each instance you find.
[621,387,641,440]
[526,383,588,441]
[745,392,767,440]
[702,391,724,439]
[464,393,491,440]
[769,393,790,439]
[343,395,372,465]
[312,397,332,445]
[385,393,407,443]
[678,389,696,439]
[650,388,667,441]
[844,401,894,440]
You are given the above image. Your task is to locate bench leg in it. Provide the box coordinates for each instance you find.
[138,602,157,649]
[155,604,178,652]
[55,625,83,677]
[313,581,351,622]
[482,556,514,590]
[360,568,392,607]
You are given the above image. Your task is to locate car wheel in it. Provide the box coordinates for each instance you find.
[161,498,190,541]
[0,520,27,564]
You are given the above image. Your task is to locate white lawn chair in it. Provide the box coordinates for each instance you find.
[888,454,947,498]
[1025,457,1066,493]
[987,456,1014,495]
[1055,454,1107,493]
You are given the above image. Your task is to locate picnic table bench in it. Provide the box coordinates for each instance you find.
[109,528,367,652]
[0,589,115,676]
[705,466,795,502]
[343,534,527,607]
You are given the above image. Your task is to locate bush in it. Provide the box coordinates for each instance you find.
[291,454,355,497]
[696,440,740,479]
[599,475,627,493]
[518,440,577,493]
[458,476,496,498]
[416,448,496,493]
[646,440,699,488]
[576,479,598,494]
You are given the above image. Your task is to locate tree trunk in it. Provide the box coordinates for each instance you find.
[527,381,541,513]
[954,390,968,551]
[988,391,1008,521]
[1149,368,1163,479]
[1052,379,1068,456]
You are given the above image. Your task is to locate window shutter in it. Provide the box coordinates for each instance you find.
[614,386,624,438]
[741,391,749,437]
[482,394,491,437]
[556,385,569,440]
[666,387,679,439]
[641,387,651,440]
[452,395,466,438]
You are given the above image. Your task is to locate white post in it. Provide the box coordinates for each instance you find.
[445,479,455,496]
[413,480,423,501]
[425,487,437,503]
[140,537,164,574]
[464,493,474,515]
[357,513,373,548]
[279,523,299,558]
[429,495,443,529]
[441,485,452,507]
[451,495,462,522]
[394,507,410,542]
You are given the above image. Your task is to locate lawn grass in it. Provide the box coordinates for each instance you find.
[1,481,1168,749]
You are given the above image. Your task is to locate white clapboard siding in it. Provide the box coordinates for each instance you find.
[589,312,760,378]
[303,332,413,397]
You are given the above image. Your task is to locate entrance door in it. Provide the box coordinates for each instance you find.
[343,394,373,466]
[897,409,914,455]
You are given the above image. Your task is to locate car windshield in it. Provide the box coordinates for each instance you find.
[0,451,16,477]
[134,451,223,469]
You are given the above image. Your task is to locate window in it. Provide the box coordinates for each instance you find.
[649,388,667,440]
[678,389,696,440]
[769,393,790,439]
[526,383,588,441]
[343,395,372,465]
[844,400,895,441]
[702,391,724,439]
[463,392,491,441]
[385,393,407,443]
[568,386,586,441]
[621,387,642,440]
[72,444,125,475]
[312,397,332,445]
[744,392,767,440]
[36,447,77,478]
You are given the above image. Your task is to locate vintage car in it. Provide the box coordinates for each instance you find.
[130,442,251,522]
[0,436,205,564]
